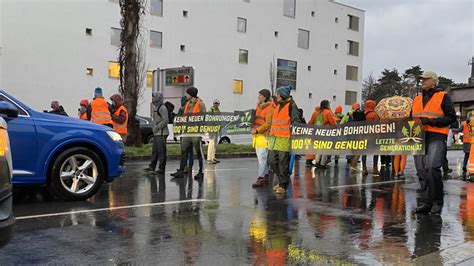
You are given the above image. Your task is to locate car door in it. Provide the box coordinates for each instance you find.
[0,94,38,181]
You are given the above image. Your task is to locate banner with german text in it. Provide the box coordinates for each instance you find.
[290,119,425,155]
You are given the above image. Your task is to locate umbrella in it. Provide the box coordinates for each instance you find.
[375,96,413,119]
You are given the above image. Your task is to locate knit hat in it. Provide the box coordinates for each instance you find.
[186,87,198,98]
[258,89,271,101]
[80,99,89,106]
[276,85,292,99]
[335,105,343,114]
[94,87,103,97]
[352,102,360,110]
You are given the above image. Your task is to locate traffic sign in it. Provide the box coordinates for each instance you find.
[165,67,194,86]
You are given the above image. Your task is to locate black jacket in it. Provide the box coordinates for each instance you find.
[49,106,69,117]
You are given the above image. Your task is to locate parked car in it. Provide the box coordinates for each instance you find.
[0,109,15,247]
[137,115,154,144]
[0,90,125,201]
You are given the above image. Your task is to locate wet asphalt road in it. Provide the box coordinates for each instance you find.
[1,151,474,265]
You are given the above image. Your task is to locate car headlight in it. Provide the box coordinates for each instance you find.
[107,131,123,142]
[0,129,8,157]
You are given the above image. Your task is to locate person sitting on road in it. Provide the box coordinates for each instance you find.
[48,101,68,116]
[110,94,128,142]
[78,99,89,120]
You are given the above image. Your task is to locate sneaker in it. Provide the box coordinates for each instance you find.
[350,166,358,173]
[252,177,269,188]
[305,160,314,167]
[144,166,155,172]
[373,168,380,176]
[213,159,220,163]
[184,166,192,174]
[362,167,368,176]
[194,172,204,179]
[207,160,216,164]
[170,170,184,178]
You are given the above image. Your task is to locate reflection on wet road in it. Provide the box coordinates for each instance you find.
[1,151,474,264]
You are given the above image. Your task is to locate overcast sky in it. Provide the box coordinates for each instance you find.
[338,0,473,83]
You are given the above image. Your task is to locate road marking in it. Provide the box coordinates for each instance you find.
[16,199,210,220]
[328,180,415,189]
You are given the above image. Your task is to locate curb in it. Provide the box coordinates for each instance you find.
[125,152,257,162]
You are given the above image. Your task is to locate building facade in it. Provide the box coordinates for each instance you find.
[0,0,364,118]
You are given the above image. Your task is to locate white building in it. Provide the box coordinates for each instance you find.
[0,0,364,118]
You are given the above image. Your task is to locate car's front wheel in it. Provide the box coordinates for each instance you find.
[50,147,105,201]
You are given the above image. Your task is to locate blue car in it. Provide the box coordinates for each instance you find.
[0,90,125,201]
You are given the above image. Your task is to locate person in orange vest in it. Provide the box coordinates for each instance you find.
[88,87,113,128]
[412,71,456,214]
[251,89,274,188]
[468,111,474,179]
[78,99,89,120]
[268,86,301,194]
[462,112,472,178]
[171,87,206,179]
[110,94,128,142]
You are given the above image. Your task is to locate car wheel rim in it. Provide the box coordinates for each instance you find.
[59,154,98,194]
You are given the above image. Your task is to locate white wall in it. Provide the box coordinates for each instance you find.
[0,0,364,118]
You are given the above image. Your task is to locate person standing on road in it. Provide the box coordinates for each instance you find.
[78,100,89,120]
[311,100,337,169]
[207,99,221,164]
[412,71,456,214]
[462,112,472,178]
[251,89,274,188]
[88,87,113,128]
[177,96,194,173]
[268,86,301,194]
[49,101,68,116]
[352,100,379,176]
[171,87,206,179]
[145,92,169,174]
[110,94,128,142]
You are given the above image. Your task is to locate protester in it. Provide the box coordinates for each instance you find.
[48,101,68,116]
[463,112,472,178]
[164,101,176,124]
[334,105,344,122]
[207,99,221,164]
[251,89,273,188]
[340,102,363,124]
[352,100,379,176]
[468,113,474,178]
[412,71,456,214]
[171,87,206,179]
[78,100,89,120]
[178,96,194,173]
[305,106,320,167]
[268,86,301,194]
[89,87,113,128]
[312,100,337,169]
[110,94,128,142]
[145,92,169,174]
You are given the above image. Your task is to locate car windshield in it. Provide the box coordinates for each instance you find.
[0,95,28,116]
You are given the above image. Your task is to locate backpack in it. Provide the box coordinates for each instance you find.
[157,103,175,124]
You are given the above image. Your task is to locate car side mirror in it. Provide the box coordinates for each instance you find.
[0,101,19,118]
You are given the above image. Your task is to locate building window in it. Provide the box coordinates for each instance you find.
[345,91,358,105]
[86,68,93,76]
[151,0,163,17]
[297,29,309,49]
[111,27,122,46]
[348,15,359,31]
[274,31,279,38]
[283,0,296,18]
[239,49,248,64]
[348,40,359,56]
[233,79,243,94]
[150,30,162,48]
[309,93,312,99]
[147,71,153,87]
[311,11,315,17]
[307,66,311,71]
[346,65,358,81]
[243,0,250,2]
[334,69,338,75]
[335,17,339,23]
[180,45,186,52]
[85,28,92,36]
[108,61,121,78]
[237,17,247,33]
[335,43,338,49]
[183,10,188,17]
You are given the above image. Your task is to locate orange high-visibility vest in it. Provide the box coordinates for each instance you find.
[184,98,203,114]
[112,105,128,135]
[469,145,474,174]
[91,98,112,125]
[463,122,472,144]
[252,103,272,134]
[270,102,291,138]
[412,91,449,135]
[79,112,87,120]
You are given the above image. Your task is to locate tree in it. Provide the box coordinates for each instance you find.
[269,60,276,96]
[402,65,423,98]
[362,72,378,101]
[119,0,146,147]
[378,68,404,98]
